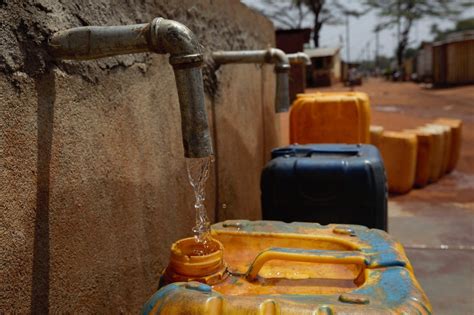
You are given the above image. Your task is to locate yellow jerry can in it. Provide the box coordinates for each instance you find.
[290,93,369,144]
[303,92,371,143]
[370,125,384,147]
[418,126,445,183]
[143,220,431,314]
[404,129,435,188]
[348,92,371,143]
[426,124,451,175]
[378,131,417,194]
[433,118,462,173]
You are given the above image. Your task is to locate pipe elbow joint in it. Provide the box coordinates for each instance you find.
[266,48,290,73]
[302,53,312,66]
[287,52,312,66]
[148,18,212,158]
[149,18,204,69]
[49,18,212,158]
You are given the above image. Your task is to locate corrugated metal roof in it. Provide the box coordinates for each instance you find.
[304,47,341,58]
[433,30,474,47]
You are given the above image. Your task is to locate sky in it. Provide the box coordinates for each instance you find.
[241,0,474,62]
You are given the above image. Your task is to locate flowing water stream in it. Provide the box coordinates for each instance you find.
[186,156,214,256]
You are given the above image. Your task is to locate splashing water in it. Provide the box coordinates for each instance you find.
[186,156,214,256]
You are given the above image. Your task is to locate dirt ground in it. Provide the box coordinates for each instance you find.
[312,78,474,314]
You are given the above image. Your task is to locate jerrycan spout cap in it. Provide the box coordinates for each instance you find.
[163,237,227,286]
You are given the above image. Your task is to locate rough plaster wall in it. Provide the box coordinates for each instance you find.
[214,64,265,221]
[262,65,280,162]
[0,0,275,312]
[213,63,279,221]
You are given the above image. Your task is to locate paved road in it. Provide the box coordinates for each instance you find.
[312,79,474,314]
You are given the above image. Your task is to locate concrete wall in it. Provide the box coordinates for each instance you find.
[214,64,280,221]
[0,0,276,312]
[416,43,433,80]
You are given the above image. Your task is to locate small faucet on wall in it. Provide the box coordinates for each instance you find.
[287,52,312,66]
[211,48,290,113]
[49,18,213,158]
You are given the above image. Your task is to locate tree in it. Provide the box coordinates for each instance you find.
[431,17,474,41]
[363,0,473,69]
[248,0,311,29]
[246,0,362,47]
[295,0,354,47]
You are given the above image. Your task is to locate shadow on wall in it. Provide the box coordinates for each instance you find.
[31,70,55,313]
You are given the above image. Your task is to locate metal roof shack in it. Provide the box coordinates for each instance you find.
[276,28,312,53]
[276,29,312,104]
[305,47,342,87]
[305,47,341,58]
[432,30,474,86]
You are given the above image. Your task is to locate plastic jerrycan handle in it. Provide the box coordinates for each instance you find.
[246,247,369,281]
[305,148,360,157]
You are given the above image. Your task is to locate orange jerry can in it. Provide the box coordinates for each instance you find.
[425,124,452,176]
[378,131,418,194]
[418,126,445,183]
[404,129,435,187]
[143,220,431,314]
[290,93,370,144]
[308,91,371,143]
[434,118,462,173]
[370,125,384,147]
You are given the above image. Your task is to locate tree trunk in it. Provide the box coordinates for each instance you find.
[313,29,320,47]
[396,17,413,77]
[313,20,322,47]
[396,42,404,70]
[311,1,323,47]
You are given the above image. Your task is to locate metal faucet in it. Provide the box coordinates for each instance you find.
[211,48,290,113]
[49,18,213,158]
[287,52,312,66]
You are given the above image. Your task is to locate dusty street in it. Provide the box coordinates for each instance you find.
[312,79,474,314]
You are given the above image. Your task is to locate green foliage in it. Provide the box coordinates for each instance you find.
[431,17,474,41]
[456,18,474,31]
[403,47,417,58]
[365,0,471,23]
[363,0,473,67]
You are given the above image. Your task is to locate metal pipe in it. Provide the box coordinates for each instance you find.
[49,18,213,158]
[287,52,312,66]
[211,48,290,113]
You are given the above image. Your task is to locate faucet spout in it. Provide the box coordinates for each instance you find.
[49,18,213,158]
[287,52,312,66]
[211,48,290,113]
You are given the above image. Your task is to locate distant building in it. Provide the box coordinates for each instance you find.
[402,57,415,81]
[276,29,312,102]
[276,28,312,53]
[305,47,341,87]
[341,61,360,83]
[432,30,474,86]
[416,42,433,82]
